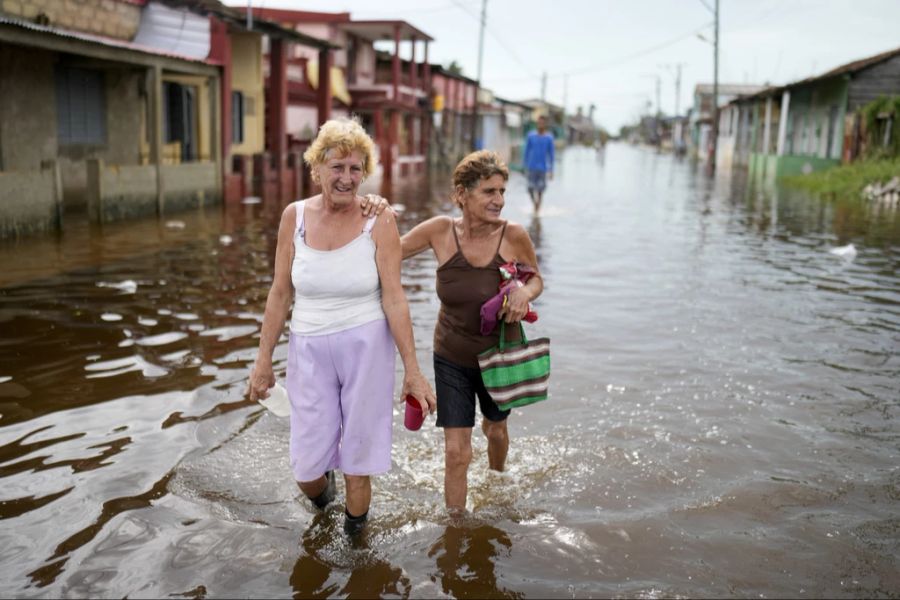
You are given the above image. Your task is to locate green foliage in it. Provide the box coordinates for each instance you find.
[445,60,464,76]
[783,157,900,199]
[861,95,900,159]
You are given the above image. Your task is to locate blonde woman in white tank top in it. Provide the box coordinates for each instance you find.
[247,119,436,536]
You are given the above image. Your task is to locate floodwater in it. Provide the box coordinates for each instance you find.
[1,144,898,598]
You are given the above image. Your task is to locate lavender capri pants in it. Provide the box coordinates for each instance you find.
[286,318,396,482]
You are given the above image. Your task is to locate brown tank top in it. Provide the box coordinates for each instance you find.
[434,221,521,367]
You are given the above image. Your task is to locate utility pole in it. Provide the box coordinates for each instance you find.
[476,0,487,85]
[655,74,661,117]
[246,0,252,29]
[472,0,487,150]
[710,0,720,172]
[540,71,547,103]
[563,74,568,117]
[662,62,686,115]
[674,63,682,116]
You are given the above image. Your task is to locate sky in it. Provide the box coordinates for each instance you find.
[224,0,900,133]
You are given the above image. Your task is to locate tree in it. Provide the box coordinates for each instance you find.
[446,60,464,76]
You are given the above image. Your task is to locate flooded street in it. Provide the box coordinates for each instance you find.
[1,143,899,598]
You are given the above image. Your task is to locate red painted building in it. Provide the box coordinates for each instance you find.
[239,8,434,186]
[207,5,336,205]
[429,65,479,168]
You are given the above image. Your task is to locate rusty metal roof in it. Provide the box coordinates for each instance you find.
[799,45,900,83]
[735,45,900,102]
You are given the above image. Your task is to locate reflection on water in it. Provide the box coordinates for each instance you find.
[429,524,520,600]
[1,144,899,598]
[290,511,412,599]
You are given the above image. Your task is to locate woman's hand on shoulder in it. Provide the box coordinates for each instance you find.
[360,194,395,218]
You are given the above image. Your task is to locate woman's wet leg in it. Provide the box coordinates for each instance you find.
[344,474,371,534]
[444,427,474,510]
[481,418,509,471]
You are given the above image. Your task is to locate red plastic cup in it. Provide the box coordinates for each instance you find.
[404,394,425,431]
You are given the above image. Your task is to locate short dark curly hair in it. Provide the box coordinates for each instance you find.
[452,150,509,204]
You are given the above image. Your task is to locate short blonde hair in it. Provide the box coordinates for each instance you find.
[303,117,376,180]
[452,150,509,205]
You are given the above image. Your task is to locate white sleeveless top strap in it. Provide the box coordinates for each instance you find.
[290,200,384,335]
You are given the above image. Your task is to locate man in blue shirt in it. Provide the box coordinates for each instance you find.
[523,115,555,214]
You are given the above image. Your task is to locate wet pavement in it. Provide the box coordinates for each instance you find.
[1,143,898,598]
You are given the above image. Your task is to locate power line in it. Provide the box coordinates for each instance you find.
[484,22,712,84]
[449,0,538,78]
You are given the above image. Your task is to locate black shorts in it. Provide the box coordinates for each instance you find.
[434,353,510,428]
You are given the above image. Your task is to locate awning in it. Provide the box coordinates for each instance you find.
[306,61,352,106]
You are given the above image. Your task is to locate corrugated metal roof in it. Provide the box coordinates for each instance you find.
[0,16,210,64]
[796,45,900,85]
[132,2,211,60]
[735,45,900,103]
[694,83,767,95]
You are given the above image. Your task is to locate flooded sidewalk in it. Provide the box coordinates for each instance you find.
[1,144,898,598]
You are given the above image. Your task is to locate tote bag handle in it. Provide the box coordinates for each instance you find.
[498,321,528,352]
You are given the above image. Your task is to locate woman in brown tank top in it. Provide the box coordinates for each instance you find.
[399,150,544,512]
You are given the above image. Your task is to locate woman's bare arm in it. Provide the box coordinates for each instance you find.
[400,216,450,260]
[372,211,437,412]
[247,203,296,401]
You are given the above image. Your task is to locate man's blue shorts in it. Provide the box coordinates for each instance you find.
[526,169,548,193]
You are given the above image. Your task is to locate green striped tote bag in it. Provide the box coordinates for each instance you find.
[477,322,550,409]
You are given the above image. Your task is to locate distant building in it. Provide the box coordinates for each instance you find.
[566,105,599,147]
[688,83,767,162]
[0,0,333,238]
[517,99,566,138]
[242,8,434,187]
[428,65,477,169]
[721,45,900,181]
[477,90,530,167]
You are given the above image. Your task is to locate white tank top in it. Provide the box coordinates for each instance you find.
[290,200,385,335]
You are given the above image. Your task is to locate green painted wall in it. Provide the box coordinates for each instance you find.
[746,75,850,186]
[784,77,848,160]
[748,152,839,182]
[775,155,840,177]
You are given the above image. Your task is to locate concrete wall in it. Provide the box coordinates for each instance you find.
[0,162,61,238]
[0,0,141,40]
[58,67,144,208]
[0,45,145,207]
[0,46,56,172]
[89,161,158,221]
[88,160,219,222]
[161,161,218,210]
[716,105,738,171]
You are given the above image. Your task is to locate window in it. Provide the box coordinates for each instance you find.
[232,91,244,144]
[56,66,106,145]
[163,82,197,161]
